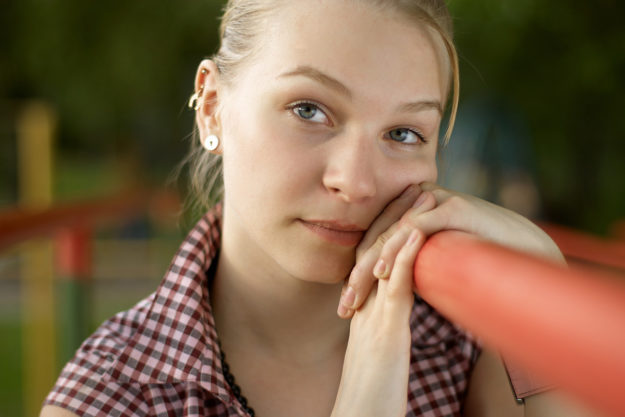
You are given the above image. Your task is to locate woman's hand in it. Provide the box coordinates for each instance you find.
[337,181,565,319]
[332,229,424,417]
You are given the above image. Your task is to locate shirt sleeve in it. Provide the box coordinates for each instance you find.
[503,357,554,401]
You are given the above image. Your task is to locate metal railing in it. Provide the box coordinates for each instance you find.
[415,231,625,417]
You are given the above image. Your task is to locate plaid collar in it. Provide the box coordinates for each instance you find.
[104,202,464,395]
[106,203,231,401]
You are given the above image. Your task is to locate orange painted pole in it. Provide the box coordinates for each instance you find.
[414,231,625,417]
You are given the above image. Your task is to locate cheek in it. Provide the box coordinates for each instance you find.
[426,157,439,183]
[388,155,438,190]
[221,105,319,203]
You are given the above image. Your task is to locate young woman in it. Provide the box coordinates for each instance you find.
[42,1,597,416]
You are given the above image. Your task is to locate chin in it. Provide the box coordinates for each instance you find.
[288,253,355,285]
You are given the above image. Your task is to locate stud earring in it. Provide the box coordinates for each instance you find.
[203,134,219,151]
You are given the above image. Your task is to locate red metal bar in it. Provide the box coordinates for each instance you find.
[56,225,92,279]
[414,231,625,417]
[0,188,151,251]
[55,225,94,363]
[539,222,625,270]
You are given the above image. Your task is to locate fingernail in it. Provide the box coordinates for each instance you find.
[412,192,428,208]
[407,229,420,245]
[403,184,419,198]
[373,258,389,279]
[337,303,349,317]
[342,286,356,309]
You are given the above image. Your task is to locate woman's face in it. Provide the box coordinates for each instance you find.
[216,0,446,283]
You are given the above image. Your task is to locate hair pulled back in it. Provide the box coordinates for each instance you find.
[185,0,459,213]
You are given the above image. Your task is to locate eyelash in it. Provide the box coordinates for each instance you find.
[287,100,427,144]
[287,100,331,125]
[385,127,427,145]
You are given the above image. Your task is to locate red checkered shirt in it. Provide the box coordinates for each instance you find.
[44,204,481,416]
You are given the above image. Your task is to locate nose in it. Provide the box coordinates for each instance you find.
[322,132,377,203]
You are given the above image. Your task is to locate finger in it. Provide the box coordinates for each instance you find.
[337,284,355,318]
[421,181,469,206]
[371,227,414,311]
[374,227,421,309]
[373,192,437,280]
[356,184,421,260]
[384,228,425,317]
[338,222,401,318]
[414,184,490,236]
[337,190,435,319]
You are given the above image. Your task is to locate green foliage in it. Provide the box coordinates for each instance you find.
[0,320,23,417]
[2,0,623,231]
[450,0,625,232]
[2,0,225,159]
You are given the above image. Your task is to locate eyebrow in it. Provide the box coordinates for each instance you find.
[278,65,443,115]
[279,65,352,99]
[397,100,443,115]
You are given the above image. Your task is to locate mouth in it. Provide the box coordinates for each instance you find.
[298,219,366,247]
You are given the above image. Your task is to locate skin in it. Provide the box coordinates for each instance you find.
[41,1,605,416]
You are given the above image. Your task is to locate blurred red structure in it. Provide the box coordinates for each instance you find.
[3,191,624,416]
[0,188,179,251]
[0,187,181,412]
[539,222,625,271]
[415,231,625,417]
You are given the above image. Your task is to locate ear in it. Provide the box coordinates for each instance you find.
[193,59,223,154]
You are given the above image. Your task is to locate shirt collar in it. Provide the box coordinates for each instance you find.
[107,203,231,400]
[105,201,466,398]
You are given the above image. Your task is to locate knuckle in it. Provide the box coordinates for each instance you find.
[445,194,466,210]
[349,264,375,289]
[395,245,413,264]
[349,263,365,285]
[385,280,409,302]
[374,232,392,249]
[398,215,418,230]
[431,188,448,201]
[385,281,402,298]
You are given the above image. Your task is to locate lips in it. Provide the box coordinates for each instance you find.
[299,219,366,247]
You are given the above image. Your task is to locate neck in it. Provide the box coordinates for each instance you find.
[211,232,350,364]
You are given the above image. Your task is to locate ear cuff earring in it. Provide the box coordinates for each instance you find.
[203,134,220,152]
[188,68,208,111]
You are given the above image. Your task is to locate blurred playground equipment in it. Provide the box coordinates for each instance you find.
[2,102,625,416]
[415,231,625,417]
[1,102,181,417]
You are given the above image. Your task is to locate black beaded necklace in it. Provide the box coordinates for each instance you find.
[218,340,256,417]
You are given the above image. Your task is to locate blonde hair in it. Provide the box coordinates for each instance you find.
[184,0,459,213]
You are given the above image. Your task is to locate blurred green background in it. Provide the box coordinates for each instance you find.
[2,0,624,230]
[1,0,624,416]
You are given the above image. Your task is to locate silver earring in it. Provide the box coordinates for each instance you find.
[203,134,219,151]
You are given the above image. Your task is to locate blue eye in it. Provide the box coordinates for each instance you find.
[289,101,329,124]
[387,128,425,144]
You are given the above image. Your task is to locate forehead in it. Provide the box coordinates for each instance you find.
[243,0,447,104]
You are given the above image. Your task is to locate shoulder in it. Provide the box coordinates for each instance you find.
[40,405,80,417]
[464,349,523,417]
[464,349,605,417]
[42,295,155,416]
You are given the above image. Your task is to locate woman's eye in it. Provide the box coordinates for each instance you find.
[290,102,329,124]
[386,128,426,144]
